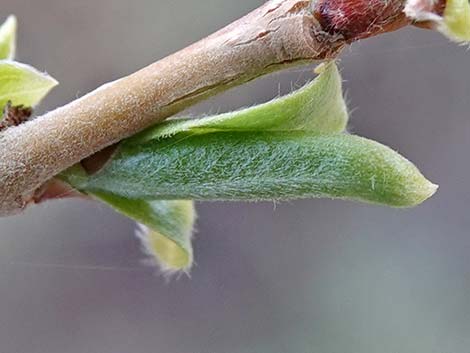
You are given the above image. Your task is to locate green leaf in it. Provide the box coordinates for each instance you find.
[0,15,17,60]
[62,62,348,272]
[62,165,196,273]
[441,0,470,43]
[127,61,348,145]
[61,61,437,271]
[93,193,195,273]
[64,132,437,208]
[0,61,58,110]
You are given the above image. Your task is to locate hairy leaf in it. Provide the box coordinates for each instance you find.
[63,62,348,272]
[0,15,16,60]
[128,61,348,144]
[0,61,58,110]
[65,132,437,208]
[61,62,437,274]
[93,193,195,273]
[62,164,196,273]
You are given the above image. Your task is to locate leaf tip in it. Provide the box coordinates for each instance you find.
[398,177,439,208]
[3,15,18,33]
[0,61,59,109]
[0,15,17,60]
[414,180,439,206]
[136,224,193,276]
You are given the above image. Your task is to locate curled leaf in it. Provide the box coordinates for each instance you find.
[0,15,16,60]
[65,132,437,208]
[93,193,195,273]
[0,61,58,110]
[128,61,348,144]
[61,164,196,273]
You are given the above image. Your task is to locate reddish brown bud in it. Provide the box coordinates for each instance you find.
[313,0,410,41]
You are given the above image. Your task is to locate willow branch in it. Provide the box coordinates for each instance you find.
[0,0,429,215]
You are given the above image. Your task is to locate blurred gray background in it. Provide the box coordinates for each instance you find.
[1,1,469,352]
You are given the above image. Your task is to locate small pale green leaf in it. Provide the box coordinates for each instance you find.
[441,0,470,43]
[64,132,437,208]
[128,62,348,145]
[62,164,196,273]
[0,15,17,60]
[91,192,195,273]
[0,61,58,110]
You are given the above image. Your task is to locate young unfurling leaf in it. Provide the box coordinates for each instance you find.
[0,15,57,128]
[92,193,195,274]
[0,61,58,110]
[129,62,348,144]
[60,163,196,273]
[0,15,16,60]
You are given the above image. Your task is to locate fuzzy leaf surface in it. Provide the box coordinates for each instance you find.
[67,132,437,208]
[128,62,348,145]
[0,61,58,110]
[63,62,349,271]
[93,193,195,273]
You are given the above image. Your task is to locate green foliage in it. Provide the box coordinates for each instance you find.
[1,15,443,274]
[68,132,437,208]
[63,163,197,272]
[131,63,348,143]
[63,62,353,271]
[93,193,195,273]
[0,16,57,117]
[0,61,58,110]
[442,0,470,43]
[0,15,16,60]
[66,62,435,207]
[62,62,436,272]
